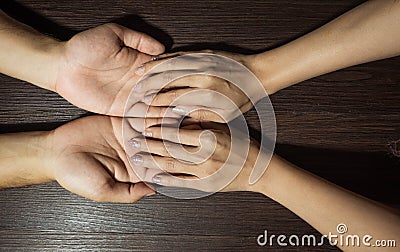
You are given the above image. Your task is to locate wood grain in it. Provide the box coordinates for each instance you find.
[0,0,399,251]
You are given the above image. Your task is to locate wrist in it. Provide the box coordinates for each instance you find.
[250,154,288,197]
[0,131,55,188]
[33,37,66,92]
[37,130,57,181]
[24,131,55,182]
[0,15,65,92]
[244,52,282,95]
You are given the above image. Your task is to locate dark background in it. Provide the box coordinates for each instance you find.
[0,0,399,251]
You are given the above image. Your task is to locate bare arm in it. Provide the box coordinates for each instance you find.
[0,10,61,91]
[256,155,400,251]
[0,10,164,116]
[0,131,53,188]
[0,116,155,202]
[250,0,400,94]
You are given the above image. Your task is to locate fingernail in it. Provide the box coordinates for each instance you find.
[135,65,145,76]
[143,94,155,104]
[172,106,189,115]
[152,176,161,184]
[143,131,152,137]
[130,155,143,165]
[128,139,140,148]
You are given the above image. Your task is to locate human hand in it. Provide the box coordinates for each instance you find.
[55,23,165,116]
[132,50,265,122]
[127,122,267,192]
[46,115,173,202]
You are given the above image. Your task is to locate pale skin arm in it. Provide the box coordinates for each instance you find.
[257,155,400,251]
[251,0,400,94]
[131,126,400,251]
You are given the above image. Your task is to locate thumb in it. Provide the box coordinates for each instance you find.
[108,23,165,55]
[100,182,155,203]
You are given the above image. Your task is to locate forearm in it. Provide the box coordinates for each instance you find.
[248,0,400,94]
[0,131,54,188]
[0,10,63,91]
[256,155,400,251]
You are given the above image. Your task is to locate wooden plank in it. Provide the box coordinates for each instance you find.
[0,0,398,251]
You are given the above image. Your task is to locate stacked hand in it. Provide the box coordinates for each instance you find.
[131,51,261,122]
[127,121,263,192]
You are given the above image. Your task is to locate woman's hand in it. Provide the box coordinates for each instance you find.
[132,50,262,123]
[55,23,165,116]
[127,122,264,192]
[46,115,169,203]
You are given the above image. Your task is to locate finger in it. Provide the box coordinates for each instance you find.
[107,23,165,55]
[138,74,223,96]
[199,121,229,132]
[125,102,180,118]
[139,52,191,73]
[128,138,201,163]
[128,138,173,157]
[132,154,199,176]
[143,88,198,106]
[180,124,202,130]
[127,117,180,133]
[144,88,227,107]
[143,127,205,146]
[134,55,228,93]
[187,109,226,123]
[129,164,166,184]
[168,106,226,123]
[94,182,155,203]
[155,50,220,61]
[151,173,200,190]
[156,52,186,60]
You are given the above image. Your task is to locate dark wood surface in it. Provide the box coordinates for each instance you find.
[0,0,399,251]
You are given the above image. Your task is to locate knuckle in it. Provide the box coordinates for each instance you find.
[166,158,177,171]
[170,90,179,102]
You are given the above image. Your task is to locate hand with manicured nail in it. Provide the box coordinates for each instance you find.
[128,122,264,192]
[55,23,165,116]
[132,50,259,123]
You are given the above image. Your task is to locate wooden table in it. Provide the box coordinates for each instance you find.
[0,0,399,251]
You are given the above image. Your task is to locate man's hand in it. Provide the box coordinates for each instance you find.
[55,23,165,116]
[47,115,164,203]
